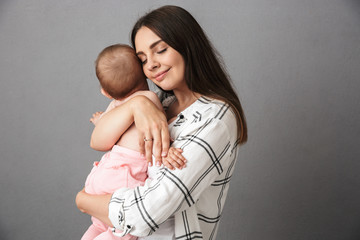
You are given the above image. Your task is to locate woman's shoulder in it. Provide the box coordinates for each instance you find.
[195,96,234,116]
[184,96,237,130]
[173,96,238,147]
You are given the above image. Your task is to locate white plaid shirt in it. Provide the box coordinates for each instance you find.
[109,96,240,240]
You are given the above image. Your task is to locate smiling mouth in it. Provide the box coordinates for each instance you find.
[154,69,170,81]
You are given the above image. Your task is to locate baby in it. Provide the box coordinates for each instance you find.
[81,44,185,240]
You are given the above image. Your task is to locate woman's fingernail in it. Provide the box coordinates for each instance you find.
[156,161,161,167]
[148,162,152,167]
[161,152,167,157]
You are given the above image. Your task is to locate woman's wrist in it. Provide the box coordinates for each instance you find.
[128,94,170,163]
[129,95,153,117]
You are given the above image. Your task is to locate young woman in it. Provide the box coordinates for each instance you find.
[76,5,247,240]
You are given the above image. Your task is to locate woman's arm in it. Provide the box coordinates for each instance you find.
[107,115,238,237]
[90,95,170,164]
[78,101,238,237]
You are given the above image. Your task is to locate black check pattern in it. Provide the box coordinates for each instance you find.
[109,96,240,239]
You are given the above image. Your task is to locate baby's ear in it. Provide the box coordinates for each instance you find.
[100,88,112,99]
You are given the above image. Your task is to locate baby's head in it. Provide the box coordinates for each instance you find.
[95,44,146,100]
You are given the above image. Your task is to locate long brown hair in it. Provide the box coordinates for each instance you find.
[131,5,247,144]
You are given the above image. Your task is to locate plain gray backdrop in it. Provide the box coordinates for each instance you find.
[1,0,360,239]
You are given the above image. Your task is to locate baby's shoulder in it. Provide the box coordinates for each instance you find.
[128,90,155,98]
[125,90,158,103]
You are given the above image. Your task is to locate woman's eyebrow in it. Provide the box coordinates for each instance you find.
[136,40,163,55]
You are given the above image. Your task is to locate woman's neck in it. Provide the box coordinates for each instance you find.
[173,89,201,113]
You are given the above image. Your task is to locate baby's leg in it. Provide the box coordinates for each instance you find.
[94,227,137,240]
[81,224,103,240]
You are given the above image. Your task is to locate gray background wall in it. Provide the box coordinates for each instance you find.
[1,0,360,239]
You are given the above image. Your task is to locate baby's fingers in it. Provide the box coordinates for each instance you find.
[172,148,186,162]
[165,148,187,170]
[162,158,175,170]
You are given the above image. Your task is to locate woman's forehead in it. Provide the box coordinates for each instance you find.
[134,27,162,51]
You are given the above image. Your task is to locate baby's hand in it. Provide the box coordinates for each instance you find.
[162,147,187,170]
[90,111,103,125]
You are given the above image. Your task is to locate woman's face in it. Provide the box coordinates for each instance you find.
[135,27,186,91]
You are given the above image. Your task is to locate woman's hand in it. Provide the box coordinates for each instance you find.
[91,95,170,165]
[131,96,170,166]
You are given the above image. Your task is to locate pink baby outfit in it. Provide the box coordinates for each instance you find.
[82,145,148,240]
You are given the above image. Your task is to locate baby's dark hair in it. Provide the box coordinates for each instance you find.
[95,44,146,100]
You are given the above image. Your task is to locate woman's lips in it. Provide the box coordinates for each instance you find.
[154,69,170,81]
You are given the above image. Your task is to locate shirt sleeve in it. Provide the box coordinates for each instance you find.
[108,114,236,237]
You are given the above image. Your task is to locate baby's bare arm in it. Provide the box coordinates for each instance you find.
[90,91,170,164]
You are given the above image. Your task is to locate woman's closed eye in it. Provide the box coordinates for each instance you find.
[138,55,147,65]
[139,47,167,65]
[157,48,167,54]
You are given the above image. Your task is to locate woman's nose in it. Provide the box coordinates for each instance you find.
[146,57,160,71]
